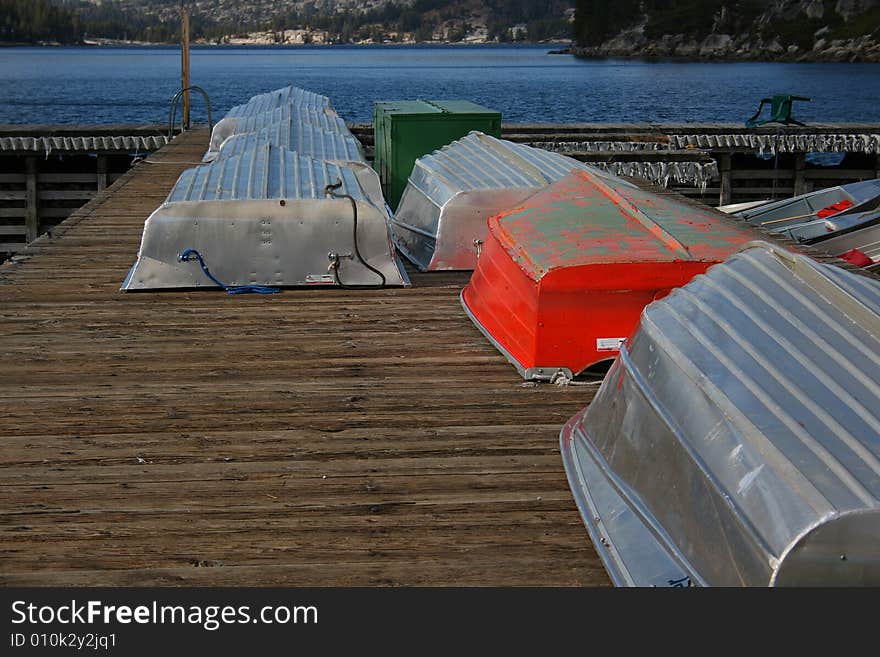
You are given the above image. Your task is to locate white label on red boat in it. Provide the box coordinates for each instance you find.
[596,337,626,352]
[305,274,335,285]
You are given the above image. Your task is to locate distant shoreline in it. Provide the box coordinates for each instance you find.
[0,40,573,49]
[571,49,880,64]
[5,41,878,64]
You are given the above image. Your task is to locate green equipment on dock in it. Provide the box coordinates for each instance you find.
[373,100,502,210]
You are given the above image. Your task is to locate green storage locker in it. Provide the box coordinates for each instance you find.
[373,100,502,210]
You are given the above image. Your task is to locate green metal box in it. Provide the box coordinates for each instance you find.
[373,100,502,210]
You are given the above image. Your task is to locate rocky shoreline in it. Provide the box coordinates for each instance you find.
[569,31,880,63]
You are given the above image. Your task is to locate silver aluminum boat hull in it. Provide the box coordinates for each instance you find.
[122,144,407,290]
[776,209,880,243]
[206,105,349,162]
[206,86,335,160]
[216,127,365,165]
[223,86,333,120]
[560,413,698,587]
[393,188,540,271]
[391,131,633,272]
[561,241,880,586]
[810,221,880,266]
[122,199,408,290]
[734,178,880,230]
[213,133,380,205]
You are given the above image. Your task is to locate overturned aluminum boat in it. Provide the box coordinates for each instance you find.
[807,220,880,270]
[391,131,634,271]
[773,208,880,243]
[223,85,333,120]
[206,98,348,162]
[729,178,880,231]
[206,86,335,159]
[561,241,880,586]
[122,143,408,290]
[461,169,762,380]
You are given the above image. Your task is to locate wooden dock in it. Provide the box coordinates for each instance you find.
[0,130,609,586]
[0,126,169,256]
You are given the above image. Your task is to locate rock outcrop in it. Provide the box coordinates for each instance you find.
[572,0,880,61]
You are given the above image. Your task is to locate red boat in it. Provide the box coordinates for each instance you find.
[461,168,765,380]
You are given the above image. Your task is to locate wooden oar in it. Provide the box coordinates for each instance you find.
[760,210,821,226]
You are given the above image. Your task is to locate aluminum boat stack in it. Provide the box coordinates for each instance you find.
[719,179,880,270]
[122,86,408,291]
[720,179,880,243]
[204,86,342,162]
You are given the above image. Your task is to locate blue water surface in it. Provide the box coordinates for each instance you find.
[0,44,878,125]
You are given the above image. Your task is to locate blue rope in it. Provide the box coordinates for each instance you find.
[178,249,280,295]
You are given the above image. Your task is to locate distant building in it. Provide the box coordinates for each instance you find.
[510,24,528,40]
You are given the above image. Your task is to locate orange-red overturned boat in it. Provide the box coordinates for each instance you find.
[461,168,765,380]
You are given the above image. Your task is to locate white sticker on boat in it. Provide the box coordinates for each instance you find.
[305,274,335,285]
[596,337,626,352]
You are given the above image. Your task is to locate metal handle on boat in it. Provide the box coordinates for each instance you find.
[328,252,353,273]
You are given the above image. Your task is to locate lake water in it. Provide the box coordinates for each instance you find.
[0,45,878,125]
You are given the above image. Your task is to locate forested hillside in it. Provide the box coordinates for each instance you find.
[1,0,575,45]
[1,0,179,42]
[1,0,79,43]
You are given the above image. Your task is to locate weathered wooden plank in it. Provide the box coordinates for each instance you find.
[96,155,108,192]
[794,153,807,196]
[719,153,732,205]
[0,557,608,587]
[803,169,877,179]
[731,169,795,180]
[39,190,97,201]
[727,169,874,183]
[38,207,76,218]
[38,173,99,184]
[24,156,38,242]
[709,186,795,195]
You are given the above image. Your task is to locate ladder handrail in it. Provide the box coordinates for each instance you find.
[168,86,213,139]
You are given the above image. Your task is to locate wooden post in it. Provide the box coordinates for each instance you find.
[719,153,732,206]
[96,155,108,192]
[793,153,806,196]
[25,156,38,243]
[181,5,191,130]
